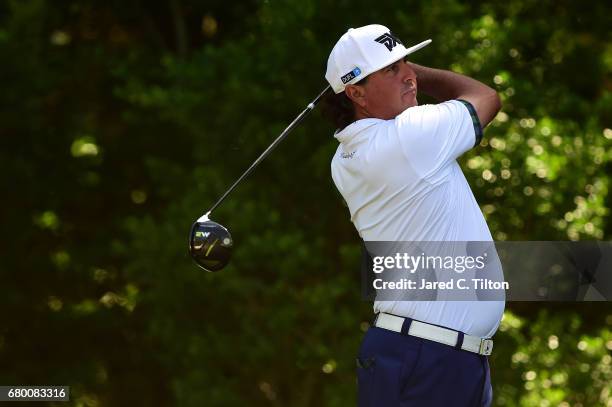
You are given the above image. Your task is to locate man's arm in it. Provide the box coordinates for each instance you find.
[408,63,501,128]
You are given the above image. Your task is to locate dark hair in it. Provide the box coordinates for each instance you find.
[321,77,368,130]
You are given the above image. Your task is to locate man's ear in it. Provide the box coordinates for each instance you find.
[345,84,367,108]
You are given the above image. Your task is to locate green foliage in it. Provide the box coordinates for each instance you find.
[0,0,610,406]
[493,309,611,406]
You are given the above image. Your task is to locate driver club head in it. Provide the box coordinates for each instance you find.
[188,219,233,272]
[187,85,333,272]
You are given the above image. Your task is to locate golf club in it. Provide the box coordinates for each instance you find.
[188,85,332,272]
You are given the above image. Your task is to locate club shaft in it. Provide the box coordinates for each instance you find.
[206,85,332,216]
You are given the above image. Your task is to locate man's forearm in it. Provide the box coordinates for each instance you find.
[409,63,495,102]
[409,62,501,126]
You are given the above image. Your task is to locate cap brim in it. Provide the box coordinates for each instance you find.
[367,39,432,78]
[404,39,432,55]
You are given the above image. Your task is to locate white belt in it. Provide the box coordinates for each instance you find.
[374,313,493,356]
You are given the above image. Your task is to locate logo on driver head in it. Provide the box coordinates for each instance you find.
[374,32,403,51]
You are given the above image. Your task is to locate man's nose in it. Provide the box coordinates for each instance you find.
[401,64,417,84]
[403,74,416,88]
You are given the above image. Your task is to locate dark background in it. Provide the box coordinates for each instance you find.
[1,0,610,405]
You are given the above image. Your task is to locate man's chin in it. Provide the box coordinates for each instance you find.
[404,98,418,110]
[402,92,418,108]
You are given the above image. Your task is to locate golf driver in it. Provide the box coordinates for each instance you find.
[189,85,332,271]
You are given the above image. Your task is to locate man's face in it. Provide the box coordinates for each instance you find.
[348,58,418,120]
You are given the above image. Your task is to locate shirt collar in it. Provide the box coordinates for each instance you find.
[334,118,382,143]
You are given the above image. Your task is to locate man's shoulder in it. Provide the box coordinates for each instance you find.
[393,100,472,140]
[396,100,464,121]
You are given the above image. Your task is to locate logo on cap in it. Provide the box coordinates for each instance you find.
[341,67,362,84]
[374,32,403,51]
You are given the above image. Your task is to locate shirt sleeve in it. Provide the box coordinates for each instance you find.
[394,99,483,178]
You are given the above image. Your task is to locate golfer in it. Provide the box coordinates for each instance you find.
[325,25,504,406]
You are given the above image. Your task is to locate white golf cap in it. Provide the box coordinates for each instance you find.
[325,24,432,94]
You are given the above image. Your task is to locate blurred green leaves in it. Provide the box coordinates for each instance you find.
[494,310,612,406]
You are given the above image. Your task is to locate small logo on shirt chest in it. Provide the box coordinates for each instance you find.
[341,151,355,159]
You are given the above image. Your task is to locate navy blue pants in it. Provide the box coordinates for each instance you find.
[357,325,492,406]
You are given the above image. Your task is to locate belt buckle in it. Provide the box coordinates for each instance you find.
[479,339,493,355]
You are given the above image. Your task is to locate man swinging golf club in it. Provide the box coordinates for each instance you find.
[325,25,503,406]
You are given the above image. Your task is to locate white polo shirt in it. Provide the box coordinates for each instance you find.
[331,100,505,338]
